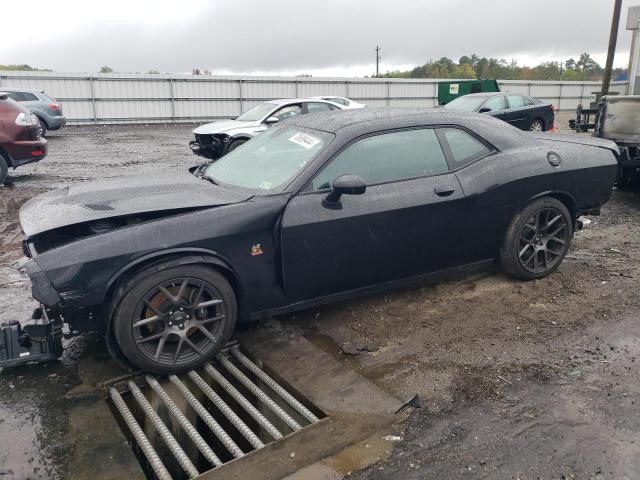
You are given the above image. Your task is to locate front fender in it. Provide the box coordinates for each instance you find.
[105,247,241,294]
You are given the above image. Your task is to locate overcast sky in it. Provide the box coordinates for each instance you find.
[2,0,638,76]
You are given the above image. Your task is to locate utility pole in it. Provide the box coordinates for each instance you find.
[375,46,381,78]
[601,0,623,98]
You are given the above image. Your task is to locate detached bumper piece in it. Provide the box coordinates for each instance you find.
[0,307,63,368]
[105,343,323,480]
[190,134,226,160]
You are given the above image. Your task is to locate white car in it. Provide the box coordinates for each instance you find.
[190,98,344,159]
[312,96,366,109]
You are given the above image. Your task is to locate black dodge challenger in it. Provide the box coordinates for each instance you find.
[19,108,619,372]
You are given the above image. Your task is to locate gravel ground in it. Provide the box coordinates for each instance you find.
[1,112,639,479]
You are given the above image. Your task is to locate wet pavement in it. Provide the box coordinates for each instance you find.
[1,115,639,479]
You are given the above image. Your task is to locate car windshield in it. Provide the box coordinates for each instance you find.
[236,103,277,122]
[203,125,332,192]
[444,96,487,111]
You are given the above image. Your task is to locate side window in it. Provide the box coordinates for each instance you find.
[507,95,526,108]
[331,97,348,106]
[306,102,332,113]
[440,128,491,169]
[311,129,448,190]
[7,92,24,102]
[482,95,507,111]
[21,92,39,101]
[273,104,302,121]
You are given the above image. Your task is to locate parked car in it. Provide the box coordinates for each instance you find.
[569,95,640,185]
[312,96,366,109]
[190,98,344,159]
[2,87,66,137]
[0,92,47,184]
[444,92,555,132]
[18,108,617,373]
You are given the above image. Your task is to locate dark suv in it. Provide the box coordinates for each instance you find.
[0,92,48,184]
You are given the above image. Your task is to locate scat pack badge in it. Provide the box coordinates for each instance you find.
[251,244,263,256]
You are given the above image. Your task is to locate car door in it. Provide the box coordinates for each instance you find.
[502,95,530,130]
[479,95,509,121]
[280,127,466,303]
[437,127,499,263]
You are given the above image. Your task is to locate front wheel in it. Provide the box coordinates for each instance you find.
[226,139,247,153]
[500,197,572,280]
[112,265,237,373]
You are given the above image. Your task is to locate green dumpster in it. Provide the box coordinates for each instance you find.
[437,80,500,105]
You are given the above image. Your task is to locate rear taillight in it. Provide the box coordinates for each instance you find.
[48,102,60,110]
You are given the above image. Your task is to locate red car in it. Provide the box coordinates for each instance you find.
[0,92,47,184]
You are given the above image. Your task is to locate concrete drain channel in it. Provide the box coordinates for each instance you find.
[104,343,324,480]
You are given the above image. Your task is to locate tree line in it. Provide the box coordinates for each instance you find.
[2,53,628,81]
[378,53,627,81]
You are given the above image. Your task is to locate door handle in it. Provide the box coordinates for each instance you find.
[434,185,455,197]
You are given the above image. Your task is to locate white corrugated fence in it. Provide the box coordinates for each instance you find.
[0,70,629,125]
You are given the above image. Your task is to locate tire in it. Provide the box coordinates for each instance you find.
[0,153,8,186]
[500,197,572,280]
[617,167,639,190]
[112,265,237,374]
[529,118,544,132]
[38,118,47,138]
[226,139,247,153]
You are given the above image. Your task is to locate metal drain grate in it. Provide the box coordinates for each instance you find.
[106,343,324,480]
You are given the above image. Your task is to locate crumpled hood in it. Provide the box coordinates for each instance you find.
[20,172,252,236]
[193,119,259,135]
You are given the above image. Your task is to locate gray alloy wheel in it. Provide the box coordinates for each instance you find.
[0,153,8,185]
[500,197,572,280]
[517,206,570,274]
[529,119,544,132]
[113,265,236,373]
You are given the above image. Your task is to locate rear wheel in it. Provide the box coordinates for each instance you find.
[38,118,48,138]
[112,265,237,373]
[0,153,8,185]
[500,197,572,280]
[529,118,544,132]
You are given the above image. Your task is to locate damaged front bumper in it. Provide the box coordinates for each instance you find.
[25,259,61,306]
[189,134,228,159]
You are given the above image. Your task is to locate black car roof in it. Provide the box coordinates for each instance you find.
[285,107,537,151]
[286,107,470,132]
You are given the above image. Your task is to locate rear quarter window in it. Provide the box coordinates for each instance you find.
[439,128,491,169]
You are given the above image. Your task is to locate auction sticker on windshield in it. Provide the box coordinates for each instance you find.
[289,132,321,149]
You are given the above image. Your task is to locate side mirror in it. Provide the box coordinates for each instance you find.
[324,175,366,204]
[264,116,279,125]
[478,107,491,113]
